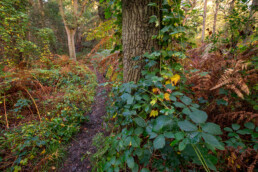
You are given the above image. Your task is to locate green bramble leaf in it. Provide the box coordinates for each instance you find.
[178,120,198,131]
[154,135,165,149]
[202,123,222,135]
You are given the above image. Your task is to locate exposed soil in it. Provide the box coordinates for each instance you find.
[59,70,108,172]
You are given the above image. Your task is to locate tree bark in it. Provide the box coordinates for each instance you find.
[212,0,219,35]
[244,0,257,42]
[66,28,76,60]
[38,0,45,27]
[122,0,161,83]
[58,0,77,60]
[201,0,208,42]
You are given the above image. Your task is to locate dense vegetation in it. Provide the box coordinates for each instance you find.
[0,0,257,171]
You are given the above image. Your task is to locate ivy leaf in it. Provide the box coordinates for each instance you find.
[189,109,208,124]
[148,2,157,7]
[202,133,224,150]
[127,156,135,169]
[134,117,146,127]
[202,123,222,135]
[127,96,134,105]
[149,15,158,23]
[153,135,165,149]
[161,26,170,33]
[178,120,198,131]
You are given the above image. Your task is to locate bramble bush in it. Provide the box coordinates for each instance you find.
[92,52,257,171]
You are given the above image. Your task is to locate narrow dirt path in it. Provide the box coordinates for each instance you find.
[59,70,108,172]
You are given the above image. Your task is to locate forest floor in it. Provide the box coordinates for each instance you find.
[59,69,108,172]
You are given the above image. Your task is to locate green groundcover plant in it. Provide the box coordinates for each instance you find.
[92,52,257,171]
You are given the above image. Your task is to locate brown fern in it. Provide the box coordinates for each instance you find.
[210,60,251,99]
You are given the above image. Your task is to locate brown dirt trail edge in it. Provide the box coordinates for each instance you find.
[59,70,108,172]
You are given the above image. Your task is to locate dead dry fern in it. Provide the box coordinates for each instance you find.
[210,60,251,99]
[214,111,258,126]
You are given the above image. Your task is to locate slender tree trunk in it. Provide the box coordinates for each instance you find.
[58,0,77,60]
[122,0,161,83]
[201,0,208,42]
[38,0,45,27]
[244,0,257,42]
[212,0,219,35]
[65,27,76,60]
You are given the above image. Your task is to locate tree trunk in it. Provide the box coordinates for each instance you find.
[244,0,257,42]
[201,0,208,42]
[212,0,219,35]
[65,27,77,60]
[122,0,161,83]
[36,0,46,28]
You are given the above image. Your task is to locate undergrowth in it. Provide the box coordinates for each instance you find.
[0,56,97,171]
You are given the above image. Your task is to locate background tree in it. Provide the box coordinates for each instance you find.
[201,0,208,42]
[212,0,220,35]
[57,0,90,60]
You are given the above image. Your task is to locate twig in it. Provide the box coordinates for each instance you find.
[3,94,9,129]
[23,87,41,122]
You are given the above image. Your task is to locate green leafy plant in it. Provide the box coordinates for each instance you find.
[92,53,224,171]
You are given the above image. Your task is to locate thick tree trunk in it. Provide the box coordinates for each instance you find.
[201,0,208,42]
[212,0,219,35]
[65,27,77,60]
[122,0,161,83]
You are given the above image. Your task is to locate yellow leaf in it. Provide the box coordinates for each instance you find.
[152,88,159,94]
[41,149,46,155]
[113,113,117,118]
[150,110,158,117]
[165,80,171,85]
[164,93,170,101]
[170,74,180,85]
[150,99,157,106]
